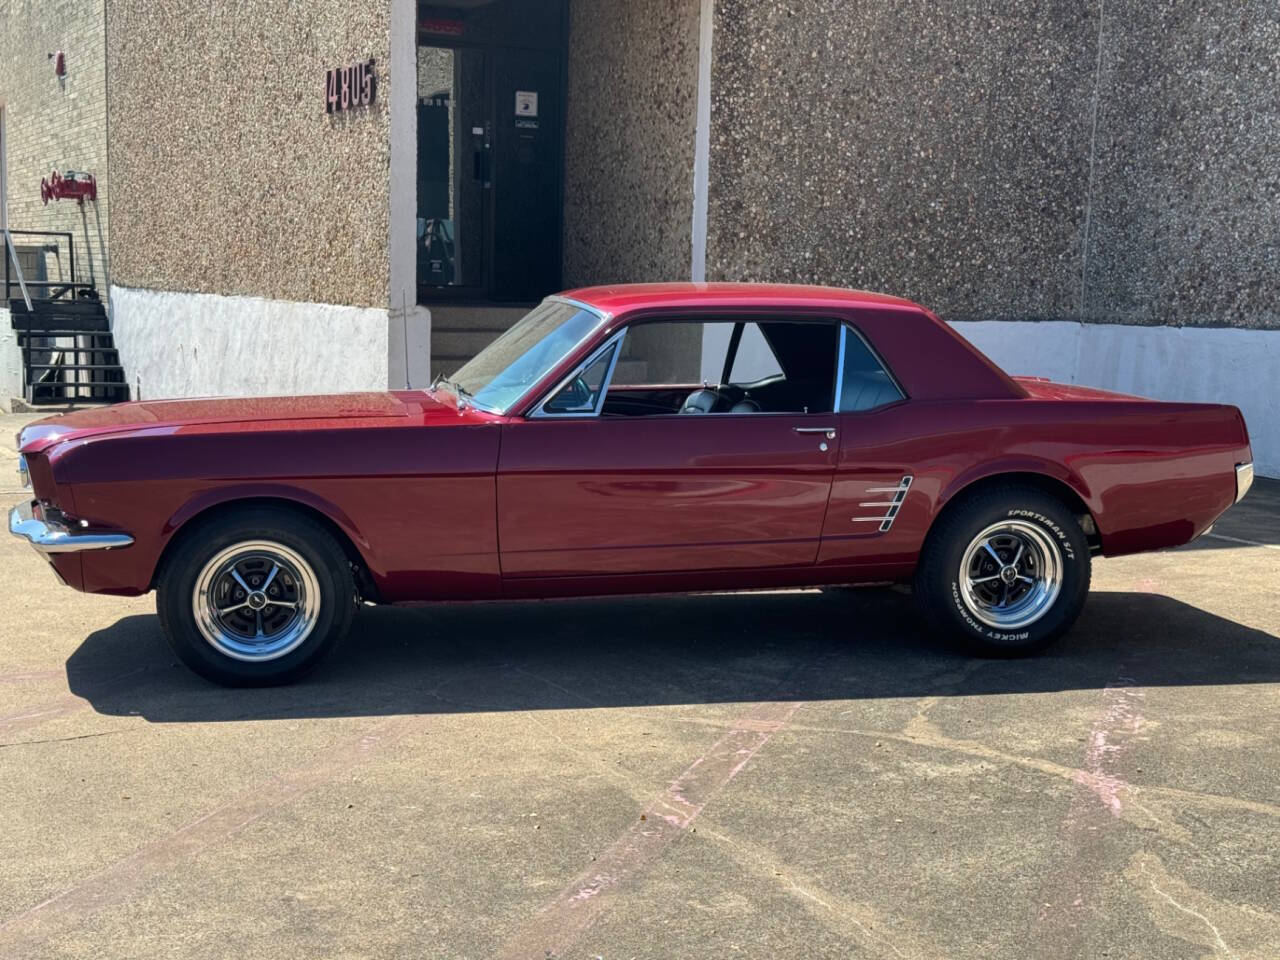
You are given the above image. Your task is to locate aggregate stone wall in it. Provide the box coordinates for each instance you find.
[105,0,393,308]
[708,0,1280,330]
[563,0,700,287]
[0,0,111,294]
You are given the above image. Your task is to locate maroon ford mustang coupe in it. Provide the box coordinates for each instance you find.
[12,284,1254,686]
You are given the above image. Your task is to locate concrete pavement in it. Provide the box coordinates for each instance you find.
[1,412,1278,959]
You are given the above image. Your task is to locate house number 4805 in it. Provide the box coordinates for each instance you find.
[326,58,377,113]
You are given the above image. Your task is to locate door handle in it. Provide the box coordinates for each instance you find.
[793,427,837,439]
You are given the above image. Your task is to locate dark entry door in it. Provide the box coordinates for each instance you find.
[416,44,562,304]
[491,48,561,302]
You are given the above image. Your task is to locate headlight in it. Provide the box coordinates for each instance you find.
[17,454,30,489]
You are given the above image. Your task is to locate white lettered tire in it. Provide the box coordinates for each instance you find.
[914,485,1091,656]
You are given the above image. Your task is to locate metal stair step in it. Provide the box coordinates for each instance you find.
[26,363,127,372]
[8,297,106,316]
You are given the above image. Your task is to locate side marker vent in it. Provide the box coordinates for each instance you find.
[852,476,913,533]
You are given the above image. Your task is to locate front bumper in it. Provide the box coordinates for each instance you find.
[9,500,134,555]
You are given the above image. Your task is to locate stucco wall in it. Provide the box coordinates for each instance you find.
[0,0,110,294]
[105,0,393,308]
[563,0,700,286]
[707,1,1280,331]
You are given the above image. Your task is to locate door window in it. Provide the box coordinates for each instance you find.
[603,320,840,416]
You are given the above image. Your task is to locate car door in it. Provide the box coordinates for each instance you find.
[495,317,843,578]
[816,321,920,569]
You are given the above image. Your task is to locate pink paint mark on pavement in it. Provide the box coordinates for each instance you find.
[1034,677,1146,943]
[492,700,803,960]
[0,713,423,955]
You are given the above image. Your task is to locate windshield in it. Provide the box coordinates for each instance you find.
[445,300,604,413]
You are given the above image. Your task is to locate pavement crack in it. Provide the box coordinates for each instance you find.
[695,823,935,959]
[0,730,122,749]
[1143,870,1237,960]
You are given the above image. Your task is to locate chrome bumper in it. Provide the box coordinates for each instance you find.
[1236,462,1255,504]
[8,501,134,554]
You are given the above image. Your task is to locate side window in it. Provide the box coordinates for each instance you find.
[838,327,904,412]
[728,323,784,384]
[541,341,619,415]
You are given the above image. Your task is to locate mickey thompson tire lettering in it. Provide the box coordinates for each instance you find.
[950,581,1030,642]
[914,484,1092,658]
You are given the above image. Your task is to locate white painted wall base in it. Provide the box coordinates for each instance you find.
[953,320,1280,478]
[0,307,23,403]
[109,286,390,400]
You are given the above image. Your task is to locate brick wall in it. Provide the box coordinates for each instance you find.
[0,0,110,299]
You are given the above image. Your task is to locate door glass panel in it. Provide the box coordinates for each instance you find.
[417,46,486,289]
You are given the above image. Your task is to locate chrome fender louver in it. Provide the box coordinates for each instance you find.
[852,476,913,533]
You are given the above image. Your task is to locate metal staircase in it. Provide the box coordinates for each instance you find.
[9,295,129,404]
[4,230,129,405]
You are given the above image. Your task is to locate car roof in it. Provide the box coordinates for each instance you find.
[557,282,924,316]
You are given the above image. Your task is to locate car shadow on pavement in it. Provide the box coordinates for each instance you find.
[65,587,1280,724]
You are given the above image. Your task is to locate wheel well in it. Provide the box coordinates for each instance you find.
[934,472,1101,554]
[151,497,379,601]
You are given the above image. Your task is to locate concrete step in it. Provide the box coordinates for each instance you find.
[426,305,529,331]
[433,328,508,358]
[430,355,471,380]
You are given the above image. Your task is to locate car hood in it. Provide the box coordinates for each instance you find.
[18,390,481,454]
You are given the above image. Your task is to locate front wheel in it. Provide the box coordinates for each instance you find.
[157,508,356,686]
[914,486,1091,656]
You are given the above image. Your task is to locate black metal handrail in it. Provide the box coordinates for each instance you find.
[3,229,80,303]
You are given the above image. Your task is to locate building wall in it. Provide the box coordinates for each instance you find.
[706,1,1279,330]
[705,1,1280,474]
[0,0,110,295]
[563,0,701,287]
[105,0,392,308]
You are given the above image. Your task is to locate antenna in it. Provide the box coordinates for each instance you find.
[402,290,411,389]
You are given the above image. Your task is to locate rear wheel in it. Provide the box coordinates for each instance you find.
[157,508,355,686]
[914,485,1091,656]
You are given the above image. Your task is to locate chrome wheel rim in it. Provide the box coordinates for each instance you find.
[192,540,321,662]
[959,521,1063,630]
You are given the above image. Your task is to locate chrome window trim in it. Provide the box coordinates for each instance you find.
[546,295,612,322]
[833,324,847,413]
[834,320,908,413]
[528,329,626,419]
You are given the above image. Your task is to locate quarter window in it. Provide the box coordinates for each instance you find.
[541,340,619,415]
[838,328,904,412]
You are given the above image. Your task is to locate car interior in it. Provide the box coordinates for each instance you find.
[542,318,904,418]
